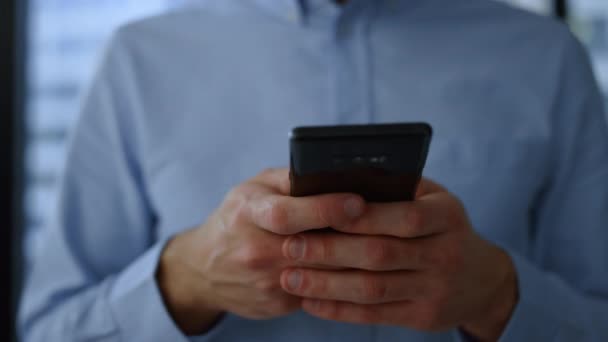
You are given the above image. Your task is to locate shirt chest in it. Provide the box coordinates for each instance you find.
[143,101,548,257]
[135,19,553,253]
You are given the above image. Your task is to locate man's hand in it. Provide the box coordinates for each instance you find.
[272,179,518,341]
[156,168,366,335]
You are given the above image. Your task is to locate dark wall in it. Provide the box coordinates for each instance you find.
[555,0,569,20]
[1,0,25,339]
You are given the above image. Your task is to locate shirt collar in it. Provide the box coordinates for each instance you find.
[251,0,359,24]
[250,0,306,23]
[249,0,416,24]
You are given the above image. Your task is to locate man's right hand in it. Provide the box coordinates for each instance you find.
[156,168,366,335]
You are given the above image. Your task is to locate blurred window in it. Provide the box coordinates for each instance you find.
[497,0,553,14]
[570,0,608,101]
[500,0,608,101]
[23,0,181,269]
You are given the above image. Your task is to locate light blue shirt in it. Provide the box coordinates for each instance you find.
[19,0,608,341]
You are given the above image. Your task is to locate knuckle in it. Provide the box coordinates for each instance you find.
[307,272,327,296]
[314,199,332,227]
[224,187,247,210]
[238,244,270,270]
[405,207,425,235]
[361,275,388,303]
[364,239,393,270]
[254,278,279,292]
[259,168,278,179]
[232,200,251,225]
[224,188,255,225]
[317,237,334,263]
[268,200,289,232]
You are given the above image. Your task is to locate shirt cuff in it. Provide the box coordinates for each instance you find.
[451,329,473,342]
[106,238,237,342]
[189,314,242,342]
[497,250,575,341]
[107,238,188,341]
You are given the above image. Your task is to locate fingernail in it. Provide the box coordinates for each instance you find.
[287,271,302,291]
[288,236,305,260]
[344,197,363,218]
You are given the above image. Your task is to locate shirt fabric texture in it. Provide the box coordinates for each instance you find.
[19,0,608,341]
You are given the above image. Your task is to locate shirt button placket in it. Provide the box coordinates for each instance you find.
[331,6,371,125]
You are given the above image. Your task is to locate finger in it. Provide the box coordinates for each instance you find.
[280,269,429,304]
[415,177,447,198]
[249,193,366,235]
[301,299,415,327]
[336,193,457,238]
[251,168,291,195]
[284,233,433,271]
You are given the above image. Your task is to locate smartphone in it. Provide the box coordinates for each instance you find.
[289,123,432,202]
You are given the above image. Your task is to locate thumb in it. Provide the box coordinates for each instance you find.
[415,177,447,198]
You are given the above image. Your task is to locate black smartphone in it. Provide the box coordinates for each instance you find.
[289,123,432,202]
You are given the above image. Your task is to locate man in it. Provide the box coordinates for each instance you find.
[19,0,608,341]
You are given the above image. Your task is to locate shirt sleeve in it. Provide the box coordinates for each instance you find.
[496,32,608,341]
[18,28,191,342]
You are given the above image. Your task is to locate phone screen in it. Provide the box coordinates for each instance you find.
[289,123,432,202]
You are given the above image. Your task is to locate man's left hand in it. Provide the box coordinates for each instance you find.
[273,179,518,341]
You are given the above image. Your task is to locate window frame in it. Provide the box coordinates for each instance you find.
[1,0,26,339]
[555,0,569,20]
